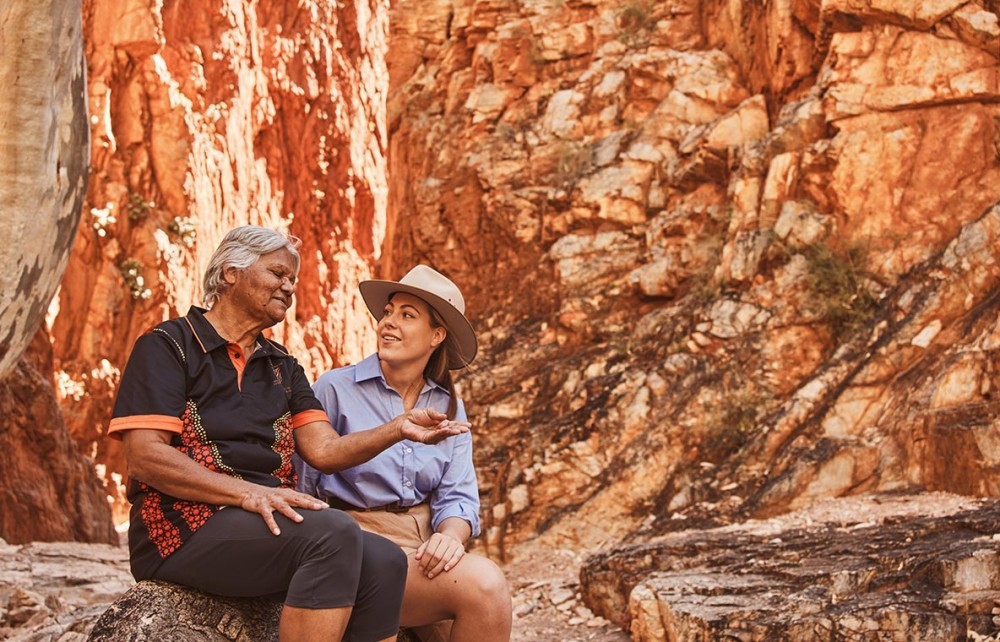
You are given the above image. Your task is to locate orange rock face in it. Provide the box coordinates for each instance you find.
[48,0,390,520]
[381,0,1000,558]
[3,0,1000,575]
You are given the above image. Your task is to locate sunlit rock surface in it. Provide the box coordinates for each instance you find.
[383,0,1000,556]
[582,493,1000,641]
[48,0,391,522]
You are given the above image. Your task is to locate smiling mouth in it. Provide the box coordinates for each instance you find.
[380,334,400,343]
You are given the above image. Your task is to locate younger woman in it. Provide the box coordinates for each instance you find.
[297,265,512,642]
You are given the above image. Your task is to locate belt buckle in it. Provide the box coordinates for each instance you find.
[386,502,409,514]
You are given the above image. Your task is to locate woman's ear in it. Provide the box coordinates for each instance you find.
[431,327,446,348]
[223,265,239,285]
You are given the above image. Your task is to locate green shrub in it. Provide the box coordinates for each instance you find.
[126,192,152,222]
[706,382,766,461]
[168,216,199,248]
[553,141,595,189]
[617,0,656,47]
[803,242,879,340]
[120,258,152,300]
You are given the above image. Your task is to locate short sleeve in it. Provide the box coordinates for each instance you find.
[310,371,343,434]
[108,330,187,438]
[287,357,325,427]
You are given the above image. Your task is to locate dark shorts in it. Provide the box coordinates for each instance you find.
[151,507,407,641]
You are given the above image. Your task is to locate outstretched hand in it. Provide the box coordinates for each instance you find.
[240,485,326,536]
[399,408,470,444]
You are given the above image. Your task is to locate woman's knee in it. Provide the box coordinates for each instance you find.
[361,531,408,584]
[305,509,363,558]
[471,557,509,602]
[460,555,510,606]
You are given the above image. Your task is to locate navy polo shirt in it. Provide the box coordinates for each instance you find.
[109,306,327,578]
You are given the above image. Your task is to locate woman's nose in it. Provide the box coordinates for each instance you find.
[281,277,296,293]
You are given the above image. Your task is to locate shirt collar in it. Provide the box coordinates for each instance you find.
[355,352,444,393]
[184,306,274,357]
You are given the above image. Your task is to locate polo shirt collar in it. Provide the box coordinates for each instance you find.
[355,352,444,393]
[184,306,274,357]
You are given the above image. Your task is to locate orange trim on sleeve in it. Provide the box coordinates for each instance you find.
[292,409,330,429]
[107,415,184,440]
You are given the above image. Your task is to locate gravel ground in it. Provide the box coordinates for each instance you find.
[502,541,631,642]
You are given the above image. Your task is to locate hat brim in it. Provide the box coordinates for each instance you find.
[359,279,478,369]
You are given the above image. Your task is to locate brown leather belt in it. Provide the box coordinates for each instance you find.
[326,496,414,514]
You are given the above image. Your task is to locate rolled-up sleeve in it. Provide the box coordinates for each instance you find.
[429,401,481,536]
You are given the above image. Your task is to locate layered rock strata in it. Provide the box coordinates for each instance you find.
[0,539,131,641]
[384,0,1000,561]
[581,493,1000,641]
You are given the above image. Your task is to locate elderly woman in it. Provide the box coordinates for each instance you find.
[108,227,468,642]
[297,265,512,642]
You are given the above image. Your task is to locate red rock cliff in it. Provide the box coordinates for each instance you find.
[2,0,1000,571]
[47,0,390,521]
[382,0,1000,556]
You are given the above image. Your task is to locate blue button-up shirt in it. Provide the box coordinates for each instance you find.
[295,353,481,536]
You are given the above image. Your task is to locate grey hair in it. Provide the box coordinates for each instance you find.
[202,226,301,307]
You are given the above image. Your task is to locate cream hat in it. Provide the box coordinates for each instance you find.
[359,265,477,368]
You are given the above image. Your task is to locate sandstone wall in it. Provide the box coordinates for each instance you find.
[383,0,1000,558]
[46,0,390,520]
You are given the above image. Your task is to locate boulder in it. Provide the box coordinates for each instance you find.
[87,580,419,642]
[87,581,281,642]
[581,493,1000,641]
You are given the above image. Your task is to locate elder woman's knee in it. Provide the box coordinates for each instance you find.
[361,530,408,586]
[285,510,365,609]
[310,509,363,557]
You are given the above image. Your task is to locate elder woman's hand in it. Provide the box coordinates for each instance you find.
[240,485,326,536]
[399,408,470,445]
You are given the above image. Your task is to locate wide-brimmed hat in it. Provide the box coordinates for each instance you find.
[359,265,477,369]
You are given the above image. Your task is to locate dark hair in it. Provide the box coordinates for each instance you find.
[425,306,465,420]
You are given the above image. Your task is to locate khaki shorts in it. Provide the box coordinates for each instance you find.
[345,503,434,553]
[341,503,452,642]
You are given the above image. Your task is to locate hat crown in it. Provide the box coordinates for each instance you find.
[358,264,477,368]
[398,265,465,314]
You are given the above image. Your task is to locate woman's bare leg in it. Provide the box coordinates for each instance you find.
[400,552,511,642]
[279,605,351,642]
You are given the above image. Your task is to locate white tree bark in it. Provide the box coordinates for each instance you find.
[0,0,88,378]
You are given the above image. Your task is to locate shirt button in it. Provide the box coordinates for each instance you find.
[405,447,413,454]
[405,480,412,487]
